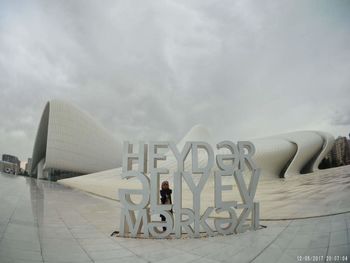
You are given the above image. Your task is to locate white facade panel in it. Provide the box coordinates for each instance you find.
[32,101,334,181]
[251,138,297,179]
[31,100,122,176]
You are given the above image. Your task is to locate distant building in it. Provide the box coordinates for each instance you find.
[25,158,32,175]
[325,136,350,167]
[0,160,18,174]
[1,154,20,174]
[2,154,20,167]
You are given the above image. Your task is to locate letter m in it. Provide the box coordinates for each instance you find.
[119,208,149,238]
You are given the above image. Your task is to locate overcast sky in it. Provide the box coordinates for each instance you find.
[1,0,350,160]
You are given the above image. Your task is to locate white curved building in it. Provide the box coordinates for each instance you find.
[31,100,122,180]
[252,138,297,179]
[312,131,335,171]
[251,131,334,179]
[58,125,335,202]
[175,126,335,179]
[31,100,334,182]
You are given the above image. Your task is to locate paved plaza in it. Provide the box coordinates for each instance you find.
[0,172,349,263]
[60,165,350,220]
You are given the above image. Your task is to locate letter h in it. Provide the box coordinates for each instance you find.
[122,141,147,173]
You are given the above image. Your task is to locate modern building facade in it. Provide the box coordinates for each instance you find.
[2,154,20,167]
[58,125,336,202]
[24,158,32,175]
[31,100,122,181]
[176,125,335,179]
[31,100,335,182]
[252,130,335,179]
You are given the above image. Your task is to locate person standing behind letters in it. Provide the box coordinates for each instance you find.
[160,181,173,231]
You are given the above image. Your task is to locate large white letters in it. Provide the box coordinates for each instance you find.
[119,140,260,238]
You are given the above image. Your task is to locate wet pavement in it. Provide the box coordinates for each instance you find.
[0,173,349,263]
[60,165,350,220]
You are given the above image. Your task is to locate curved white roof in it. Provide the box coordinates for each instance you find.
[272,131,324,176]
[31,100,122,175]
[175,126,335,179]
[251,138,297,179]
[55,121,338,220]
[59,124,335,195]
[251,130,334,178]
[31,99,334,182]
[312,131,335,171]
[177,124,213,149]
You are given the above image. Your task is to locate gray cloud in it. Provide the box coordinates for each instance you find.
[332,109,350,126]
[1,0,350,160]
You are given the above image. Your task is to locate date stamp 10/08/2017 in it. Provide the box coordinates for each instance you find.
[297,255,348,262]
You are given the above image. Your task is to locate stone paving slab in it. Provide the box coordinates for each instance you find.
[0,173,349,263]
[59,165,350,220]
